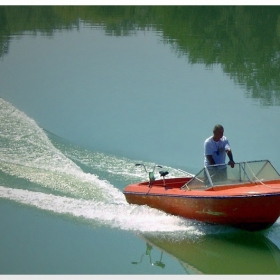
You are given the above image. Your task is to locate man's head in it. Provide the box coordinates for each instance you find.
[213,124,224,141]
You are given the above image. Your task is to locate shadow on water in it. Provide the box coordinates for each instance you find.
[136,229,280,274]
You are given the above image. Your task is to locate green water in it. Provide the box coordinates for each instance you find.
[1,6,280,274]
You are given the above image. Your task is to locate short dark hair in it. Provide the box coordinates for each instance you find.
[213,124,224,133]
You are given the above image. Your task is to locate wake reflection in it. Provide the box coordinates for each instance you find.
[137,230,280,274]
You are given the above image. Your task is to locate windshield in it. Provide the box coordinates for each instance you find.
[185,160,280,190]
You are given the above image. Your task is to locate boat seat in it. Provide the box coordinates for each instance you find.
[159,171,169,177]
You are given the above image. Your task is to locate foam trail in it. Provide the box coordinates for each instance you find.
[0,98,123,202]
[0,98,78,172]
[0,185,204,236]
[0,98,202,238]
[48,132,192,188]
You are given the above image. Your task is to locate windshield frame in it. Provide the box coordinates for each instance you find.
[183,160,280,190]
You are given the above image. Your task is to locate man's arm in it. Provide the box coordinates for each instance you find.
[206,155,215,165]
[226,149,235,168]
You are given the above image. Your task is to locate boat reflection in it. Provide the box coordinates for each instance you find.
[131,243,165,269]
[136,229,280,274]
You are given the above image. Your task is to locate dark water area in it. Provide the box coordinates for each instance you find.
[1,6,280,275]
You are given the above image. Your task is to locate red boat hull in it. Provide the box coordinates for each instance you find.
[123,178,280,231]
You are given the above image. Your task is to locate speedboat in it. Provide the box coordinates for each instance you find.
[123,160,280,231]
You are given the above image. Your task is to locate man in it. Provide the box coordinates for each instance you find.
[204,124,235,168]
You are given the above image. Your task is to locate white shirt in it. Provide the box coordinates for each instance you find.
[204,136,231,166]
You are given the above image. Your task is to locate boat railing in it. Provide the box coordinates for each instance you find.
[134,163,193,188]
[135,163,166,187]
[182,160,280,190]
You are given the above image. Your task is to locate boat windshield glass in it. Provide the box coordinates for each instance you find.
[185,160,280,189]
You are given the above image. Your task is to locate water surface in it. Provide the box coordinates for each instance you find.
[1,6,280,274]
